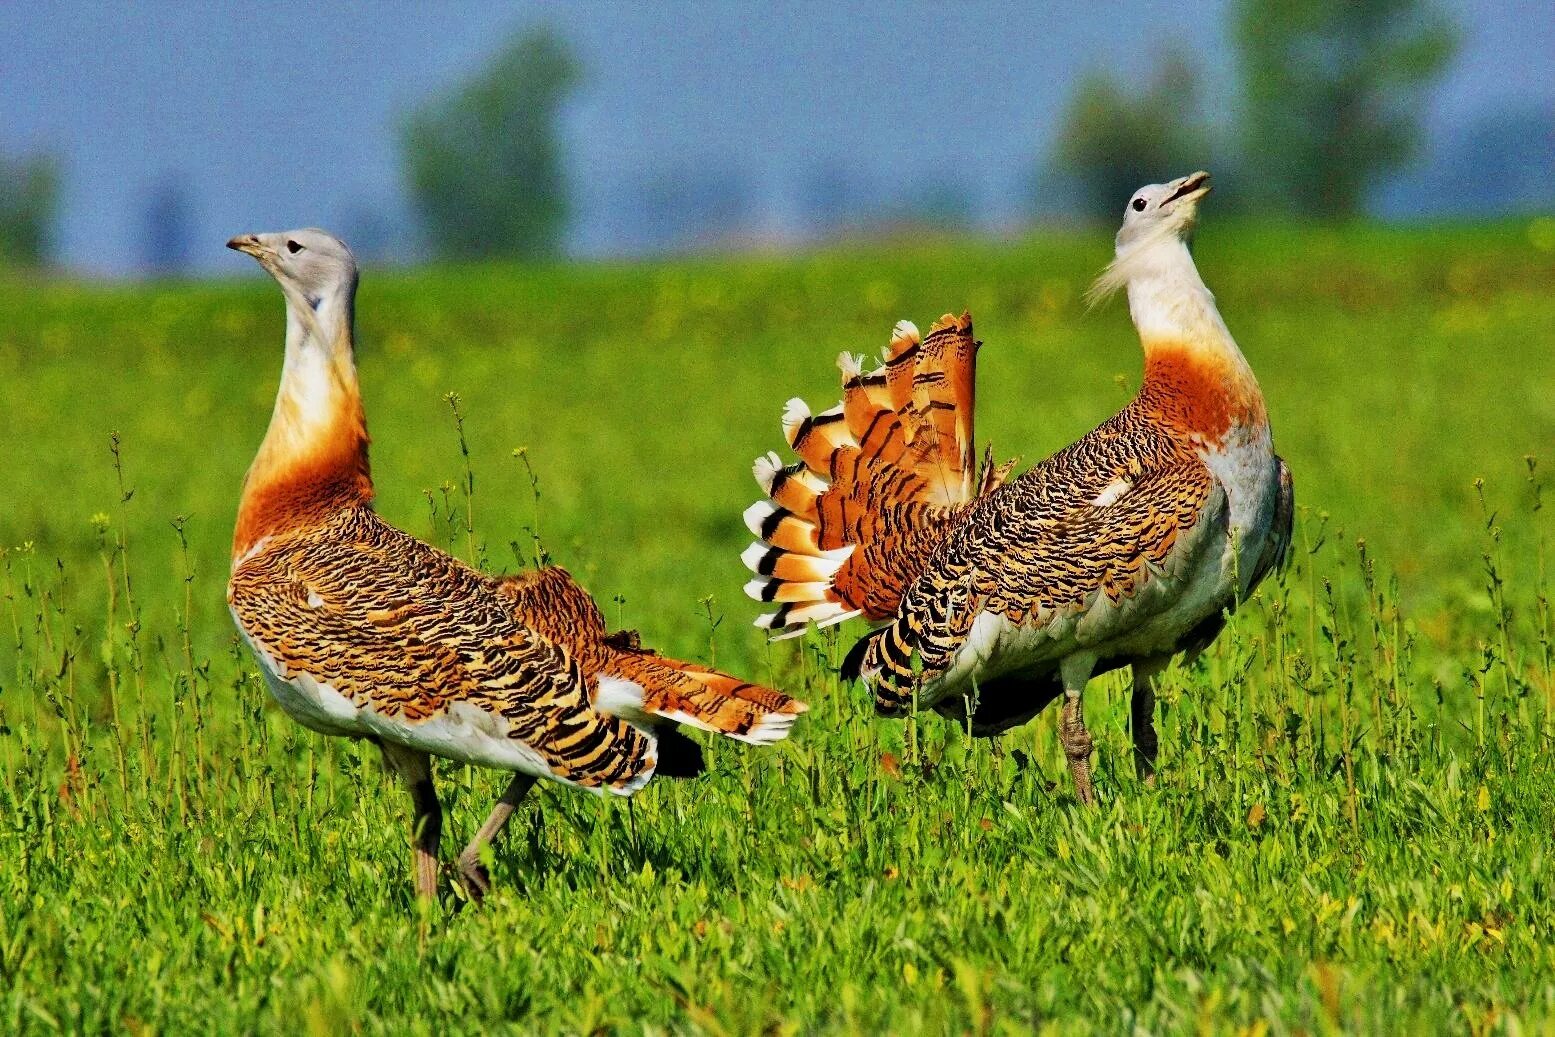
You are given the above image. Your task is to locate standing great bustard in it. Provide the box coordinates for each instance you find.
[739,173,1292,804]
[227,229,805,901]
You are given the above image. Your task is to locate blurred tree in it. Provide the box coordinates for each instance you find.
[1051,50,1210,219]
[1234,0,1457,218]
[401,27,579,260]
[140,176,194,274]
[893,175,976,231]
[0,149,60,265]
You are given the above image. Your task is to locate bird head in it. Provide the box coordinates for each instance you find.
[227,228,358,315]
[1114,171,1211,252]
[1085,172,1214,307]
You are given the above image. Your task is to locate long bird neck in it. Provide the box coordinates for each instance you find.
[1124,236,1266,443]
[234,289,372,562]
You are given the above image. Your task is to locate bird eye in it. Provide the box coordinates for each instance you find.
[1131,198,1146,212]
[286,240,303,254]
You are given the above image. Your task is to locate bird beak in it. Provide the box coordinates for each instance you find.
[1164,171,1212,206]
[226,234,267,259]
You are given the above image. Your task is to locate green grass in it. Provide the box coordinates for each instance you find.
[1,219,1553,1034]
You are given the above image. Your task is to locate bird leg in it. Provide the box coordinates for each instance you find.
[1060,696,1095,805]
[409,776,443,902]
[380,742,442,902]
[455,772,537,902]
[1131,656,1170,785]
[1059,656,1098,806]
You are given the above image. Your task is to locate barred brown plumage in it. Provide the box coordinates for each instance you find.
[227,228,805,903]
[741,172,1294,805]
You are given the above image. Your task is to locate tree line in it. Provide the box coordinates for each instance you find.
[1,0,1459,267]
[1056,0,1458,218]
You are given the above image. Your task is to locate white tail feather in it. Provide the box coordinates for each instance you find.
[780,398,811,438]
[752,452,784,492]
[739,542,769,573]
[753,599,852,629]
[742,500,778,537]
[654,707,796,745]
[760,606,862,642]
[745,577,835,603]
[739,542,850,580]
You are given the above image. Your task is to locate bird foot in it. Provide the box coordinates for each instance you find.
[1060,721,1096,806]
[1067,762,1097,806]
[453,855,492,905]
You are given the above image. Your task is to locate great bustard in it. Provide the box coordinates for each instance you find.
[739,173,1291,804]
[227,229,805,901]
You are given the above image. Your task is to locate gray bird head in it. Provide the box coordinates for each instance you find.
[227,228,358,314]
[1114,171,1212,252]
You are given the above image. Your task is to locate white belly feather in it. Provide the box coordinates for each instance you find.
[1203,422,1279,598]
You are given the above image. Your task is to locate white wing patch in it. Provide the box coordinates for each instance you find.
[1091,478,1132,507]
[593,674,648,721]
[234,535,272,568]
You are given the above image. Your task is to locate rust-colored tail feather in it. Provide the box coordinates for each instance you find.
[500,566,807,745]
[742,312,1005,638]
[597,650,807,745]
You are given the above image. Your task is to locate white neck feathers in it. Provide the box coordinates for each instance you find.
[1093,232,1245,360]
[234,258,371,559]
[240,280,370,514]
[263,290,360,449]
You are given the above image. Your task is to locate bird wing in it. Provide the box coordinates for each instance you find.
[495,564,609,644]
[975,457,1224,623]
[229,510,657,793]
[860,427,1227,709]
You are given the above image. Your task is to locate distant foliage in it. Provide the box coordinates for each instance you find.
[140,176,195,274]
[892,176,976,231]
[0,150,60,266]
[402,27,580,260]
[1051,51,1210,220]
[1234,0,1458,218]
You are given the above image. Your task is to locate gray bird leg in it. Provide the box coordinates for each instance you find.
[380,742,442,902]
[1059,655,1098,806]
[1131,656,1171,785]
[455,772,538,902]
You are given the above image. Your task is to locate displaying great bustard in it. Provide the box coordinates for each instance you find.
[740,173,1292,804]
[227,229,805,901]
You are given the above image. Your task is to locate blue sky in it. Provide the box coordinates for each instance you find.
[2,0,1551,274]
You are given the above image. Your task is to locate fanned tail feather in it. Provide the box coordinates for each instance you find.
[742,312,1009,638]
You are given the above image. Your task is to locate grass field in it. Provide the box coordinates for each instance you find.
[1,219,1553,1034]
